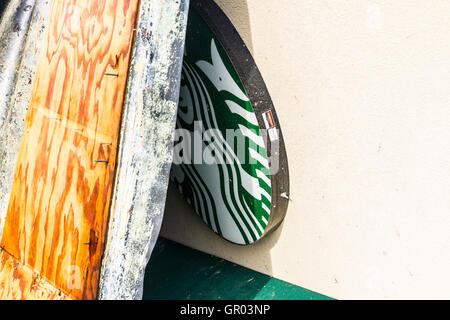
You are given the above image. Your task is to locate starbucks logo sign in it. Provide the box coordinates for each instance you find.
[170,0,289,245]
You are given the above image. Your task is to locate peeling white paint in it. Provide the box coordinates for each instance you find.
[98,0,189,300]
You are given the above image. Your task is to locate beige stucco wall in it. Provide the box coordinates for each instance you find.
[161,0,450,299]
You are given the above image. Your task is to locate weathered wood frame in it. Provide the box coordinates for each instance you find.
[0,0,188,300]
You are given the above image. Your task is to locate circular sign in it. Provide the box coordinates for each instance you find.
[170,0,289,245]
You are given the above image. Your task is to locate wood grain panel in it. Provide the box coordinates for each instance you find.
[0,248,69,300]
[0,0,139,300]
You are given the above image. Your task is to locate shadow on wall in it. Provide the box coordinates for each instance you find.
[213,0,254,54]
[160,183,284,279]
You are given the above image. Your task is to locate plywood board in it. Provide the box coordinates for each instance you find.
[0,0,139,300]
[0,248,69,300]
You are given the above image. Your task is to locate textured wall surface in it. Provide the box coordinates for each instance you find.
[161,0,450,299]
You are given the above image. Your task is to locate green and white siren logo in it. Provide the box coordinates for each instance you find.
[171,6,285,245]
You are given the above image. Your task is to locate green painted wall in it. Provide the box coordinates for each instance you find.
[143,238,332,300]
